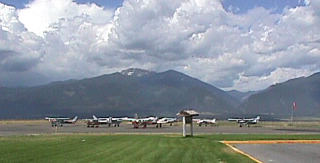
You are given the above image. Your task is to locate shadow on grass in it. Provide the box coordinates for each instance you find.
[181,135,208,139]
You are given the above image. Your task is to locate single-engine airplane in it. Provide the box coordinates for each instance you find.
[157,117,177,126]
[228,116,260,127]
[126,116,177,128]
[193,118,216,126]
[45,116,78,127]
[86,115,122,127]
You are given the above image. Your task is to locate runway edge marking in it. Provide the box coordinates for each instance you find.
[221,140,320,144]
[220,141,263,163]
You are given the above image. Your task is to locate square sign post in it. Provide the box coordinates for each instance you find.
[177,109,199,137]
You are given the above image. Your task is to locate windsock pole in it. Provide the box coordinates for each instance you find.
[291,102,297,124]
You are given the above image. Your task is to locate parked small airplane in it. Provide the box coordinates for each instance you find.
[131,116,159,128]
[86,115,122,128]
[228,116,260,127]
[126,116,177,128]
[45,116,78,127]
[157,117,177,126]
[193,118,216,126]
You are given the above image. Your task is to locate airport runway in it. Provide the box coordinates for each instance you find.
[235,144,320,163]
[1,121,320,136]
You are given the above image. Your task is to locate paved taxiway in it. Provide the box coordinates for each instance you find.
[236,143,320,163]
[1,121,320,136]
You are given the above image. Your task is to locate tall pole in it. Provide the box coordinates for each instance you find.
[182,116,186,137]
[190,117,193,136]
[290,106,294,124]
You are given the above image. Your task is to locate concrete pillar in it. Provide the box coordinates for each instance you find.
[183,116,186,137]
[190,118,193,136]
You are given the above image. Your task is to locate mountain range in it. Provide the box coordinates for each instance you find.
[227,90,257,103]
[0,68,319,119]
[240,72,320,117]
[0,68,238,119]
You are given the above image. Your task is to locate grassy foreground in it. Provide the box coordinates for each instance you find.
[1,134,320,163]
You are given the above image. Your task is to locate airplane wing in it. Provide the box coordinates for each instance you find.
[112,118,124,121]
[122,117,136,122]
[227,118,241,121]
[157,117,177,124]
[45,117,69,121]
[243,116,260,121]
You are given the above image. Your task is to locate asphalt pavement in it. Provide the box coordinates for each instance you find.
[235,144,320,163]
[1,121,320,136]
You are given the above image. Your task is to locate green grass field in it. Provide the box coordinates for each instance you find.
[1,134,320,163]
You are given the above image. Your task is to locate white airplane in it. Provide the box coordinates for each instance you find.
[228,116,260,127]
[157,117,177,126]
[45,116,78,127]
[193,118,216,126]
[86,115,122,127]
[125,115,177,128]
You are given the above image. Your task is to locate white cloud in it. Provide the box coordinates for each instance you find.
[0,0,320,91]
[0,3,25,33]
[18,0,113,36]
[229,68,315,92]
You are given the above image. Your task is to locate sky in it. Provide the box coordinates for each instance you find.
[0,0,319,91]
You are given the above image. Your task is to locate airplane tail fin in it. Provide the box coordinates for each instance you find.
[93,115,98,120]
[253,116,260,123]
[72,116,78,122]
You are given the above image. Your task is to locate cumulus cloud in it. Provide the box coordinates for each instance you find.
[231,68,315,91]
[18,0,113,36]
[0,0,320,91]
